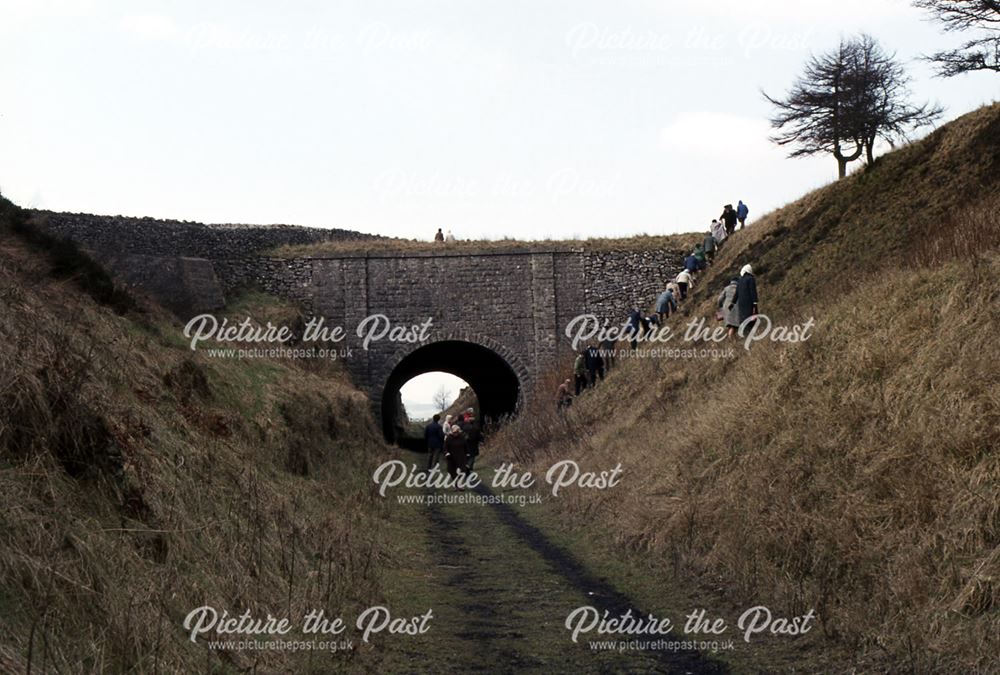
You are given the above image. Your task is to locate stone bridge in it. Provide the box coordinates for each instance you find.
[32,211,689,439]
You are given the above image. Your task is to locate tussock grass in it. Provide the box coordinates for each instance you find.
[492,104,1000,671]
[0,196,391,672]
[268,233,703,258]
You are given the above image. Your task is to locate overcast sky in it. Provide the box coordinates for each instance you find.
[3,0,997,244]
[3,0,998,409]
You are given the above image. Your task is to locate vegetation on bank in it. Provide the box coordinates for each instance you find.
[0,197,392,672]
[490,103,1000,672]
[267,232,703,258]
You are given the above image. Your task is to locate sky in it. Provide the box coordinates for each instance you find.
[3,0,998,408]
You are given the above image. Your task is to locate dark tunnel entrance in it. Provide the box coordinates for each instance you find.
[381,340,521,447]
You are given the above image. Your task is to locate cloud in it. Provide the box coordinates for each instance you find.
[659,111,775,160]
[118,14,179,41]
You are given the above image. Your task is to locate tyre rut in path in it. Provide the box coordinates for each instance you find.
[408,479,729,673]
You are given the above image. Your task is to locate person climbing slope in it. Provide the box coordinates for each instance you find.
[732,264,759,332]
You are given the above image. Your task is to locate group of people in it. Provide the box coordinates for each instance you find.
[434,228,456,243]
[555,200,758,410]
[423,408,481,481]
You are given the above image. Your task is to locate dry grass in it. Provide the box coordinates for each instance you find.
[491,104,1000,672]
[268,233,703,258]
[0,198,392,672]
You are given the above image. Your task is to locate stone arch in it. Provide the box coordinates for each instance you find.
[376,332,529,444]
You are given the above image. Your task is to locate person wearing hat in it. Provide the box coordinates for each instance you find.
[732,264,759,332]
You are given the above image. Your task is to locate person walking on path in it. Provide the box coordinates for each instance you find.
[626,308,643,349]
[737,200,749,229]
[462,409,482,472]
[573,351,588,395]
[656,287,677,324]
[442,414,454,436]
[684,253,700,274]
[443,425,469,485]
[676,269,694,300]
[732,264,759,331]
[717,278,740,338]
[434,228,444,242]
[720,204,738,237]
[703,232,716,263]
[424,414,445,471]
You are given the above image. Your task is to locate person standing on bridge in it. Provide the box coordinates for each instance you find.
[424,414,445,472]
[737,200,749,229]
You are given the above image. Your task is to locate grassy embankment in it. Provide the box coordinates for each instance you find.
[490,103,1000,672]
[0,196,397,673]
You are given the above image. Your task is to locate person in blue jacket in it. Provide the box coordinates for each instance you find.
[655,287,677,324]
[684,253,699,273]
[737,200,749,229]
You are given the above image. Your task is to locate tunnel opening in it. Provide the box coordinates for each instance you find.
[381,340,521,449]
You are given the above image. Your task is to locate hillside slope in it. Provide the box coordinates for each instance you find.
[494,104,1000,672]
[0,197,391,673]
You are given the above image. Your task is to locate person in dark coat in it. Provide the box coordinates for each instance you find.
[731,264,759,331]
[626,308,643,349]
[443,425,468,485]
[584,344,604,386]
[462,409,482,472]
[720,204,738,236]
[424,414,445,471]
[684,254,699,273]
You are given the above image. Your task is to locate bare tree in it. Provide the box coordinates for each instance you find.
[763,39,866,179]
[764,35,941,178]
[913,0,1000,76]
[849,35,943,166]
[432,386,452,413]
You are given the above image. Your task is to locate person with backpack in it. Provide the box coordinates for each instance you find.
[424,414,445,471]
[737,200,749,229]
